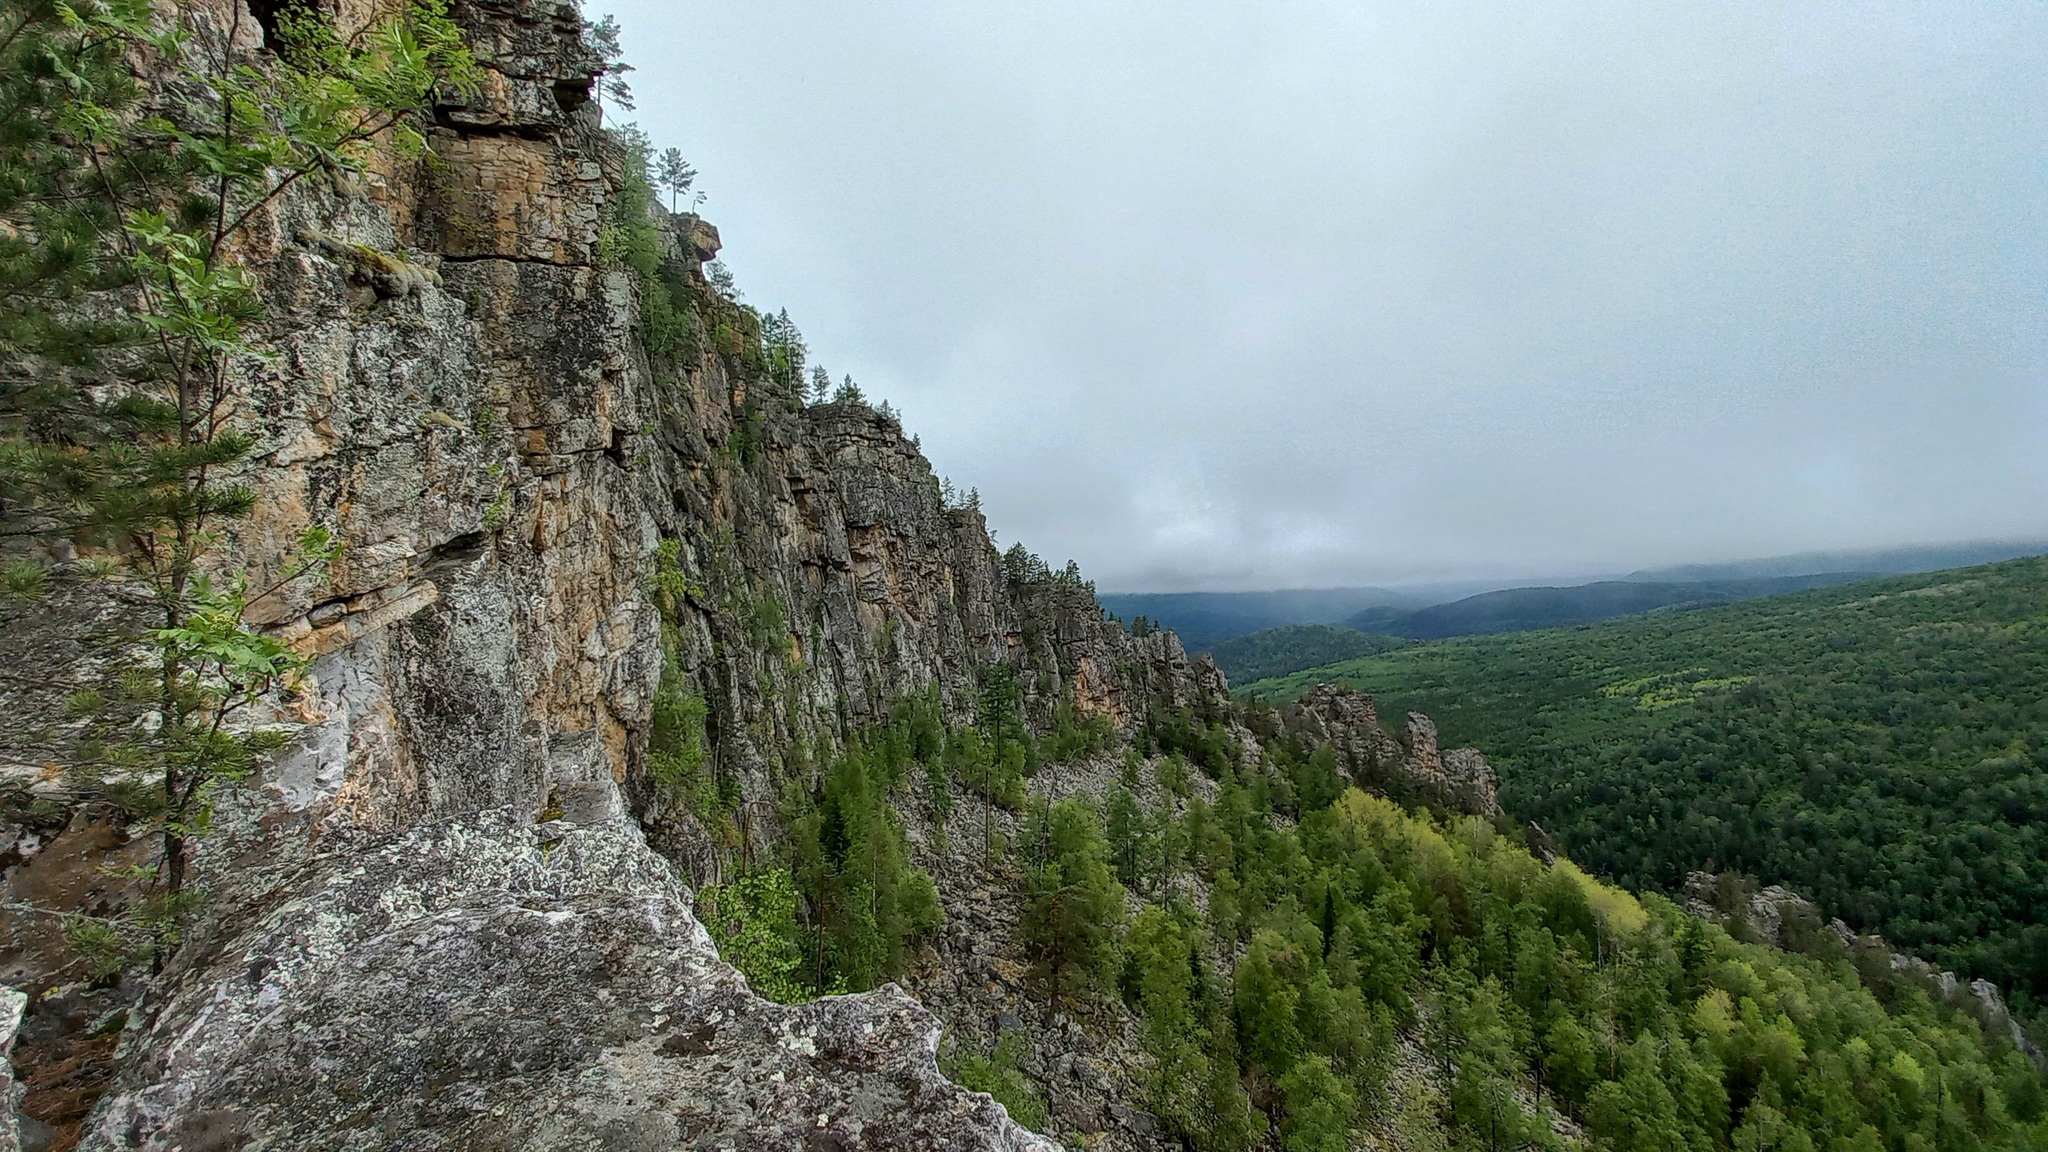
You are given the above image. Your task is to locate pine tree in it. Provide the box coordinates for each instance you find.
[1018,797,1125,1017]
[655,147,697,212]
[1105,786,1151,891]
[976,660,1023,870]
[1,0,476,961]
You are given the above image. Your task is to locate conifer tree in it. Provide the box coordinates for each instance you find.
[655,147,697,212]
[1018,798,1124,1016]
[1105,786,1150,890]
[976,660,1023,869]
[1,0,475,960]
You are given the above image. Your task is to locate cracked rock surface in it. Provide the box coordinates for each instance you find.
[83,804,1057,1152]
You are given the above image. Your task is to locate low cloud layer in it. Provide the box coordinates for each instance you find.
[607,1,2048,591]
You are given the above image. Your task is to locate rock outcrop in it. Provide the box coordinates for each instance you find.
[1278,685,1500,815]
[1684,871,2038,1060]
[84,803,1056,1152]
[0,0,1223,1147]
[1,987,23,1152]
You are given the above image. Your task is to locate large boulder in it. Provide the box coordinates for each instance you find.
[82,800,1057,1152]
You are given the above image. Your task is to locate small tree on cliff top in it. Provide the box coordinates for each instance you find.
[656,147,697,213]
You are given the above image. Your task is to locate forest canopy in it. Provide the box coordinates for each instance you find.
[1239,557,2048,1036]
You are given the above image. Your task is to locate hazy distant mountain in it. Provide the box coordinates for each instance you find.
[1097,587,1419,651]
[1344,573,1872,638]
[1112,539,2048,651]
[1626,539,2048,583]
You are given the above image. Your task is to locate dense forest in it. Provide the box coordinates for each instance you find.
[707,691,2048,1150]
[1207,624,1406,684]
[1239,558,2048,1038]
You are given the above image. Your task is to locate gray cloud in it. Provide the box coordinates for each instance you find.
[603,0,2048,591]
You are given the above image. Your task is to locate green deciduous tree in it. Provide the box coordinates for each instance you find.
[1277,1053,1355,1152]
[700,867,807,1003]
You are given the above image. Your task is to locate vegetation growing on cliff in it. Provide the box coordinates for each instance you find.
[0,0,474,960]
[742,673,2048,1149]
[1240,557,2048,1035]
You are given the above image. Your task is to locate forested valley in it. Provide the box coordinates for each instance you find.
[701,673,2048,1151]
[1240,557,2048,1045]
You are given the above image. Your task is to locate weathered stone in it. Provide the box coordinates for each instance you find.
[1278,685,1499,815]
[1,985,24,1152]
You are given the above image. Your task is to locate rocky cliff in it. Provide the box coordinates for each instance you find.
[1278,685,1501,816]
[0,2,1220,1148]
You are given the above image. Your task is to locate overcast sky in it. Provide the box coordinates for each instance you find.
[603,1,2048,592]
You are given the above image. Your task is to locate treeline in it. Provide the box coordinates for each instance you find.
[1238,557,2048,1038]
[607,129,898,469]
[1207,624,1407,684]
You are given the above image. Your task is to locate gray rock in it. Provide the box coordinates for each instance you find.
[1,985,24,1152]
[1278,686,1500,815]
[4,0,1230,1145]
[82,807,1057,1152]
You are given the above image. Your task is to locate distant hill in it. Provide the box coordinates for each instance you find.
[1098,587,1417,651]
[1109,539,2048,651]
[1239,557,2048,1028]
[1627,538,2048,583]
[1343,572,1872,639]
[1206,624,1405,684]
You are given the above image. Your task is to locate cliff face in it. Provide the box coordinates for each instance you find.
[0,2,1219,1148]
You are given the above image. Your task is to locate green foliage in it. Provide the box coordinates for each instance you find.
[1141,706,1237,777]
[942,1032,1049,1132]
[1017,797,1126,1012]
[0,0,472,937]
[787,737,945,993]
[1239,557,2048,1025]
[760,308,808,409]
[647,658,714,816]
[1104,786,1152,891]
[1117,754,2048,1152]
[64,915,136,983]
[654,147,696,213]
[699,868,809,1003]
[603,131,699,363]
[1207,624,1407,684]
[747,591,786,648]
[1342,572,1873,642]
[2,559,46,603]
[1041,691,1115,763]
[974,661,1028,866]
[1277,1053,1355,1152]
